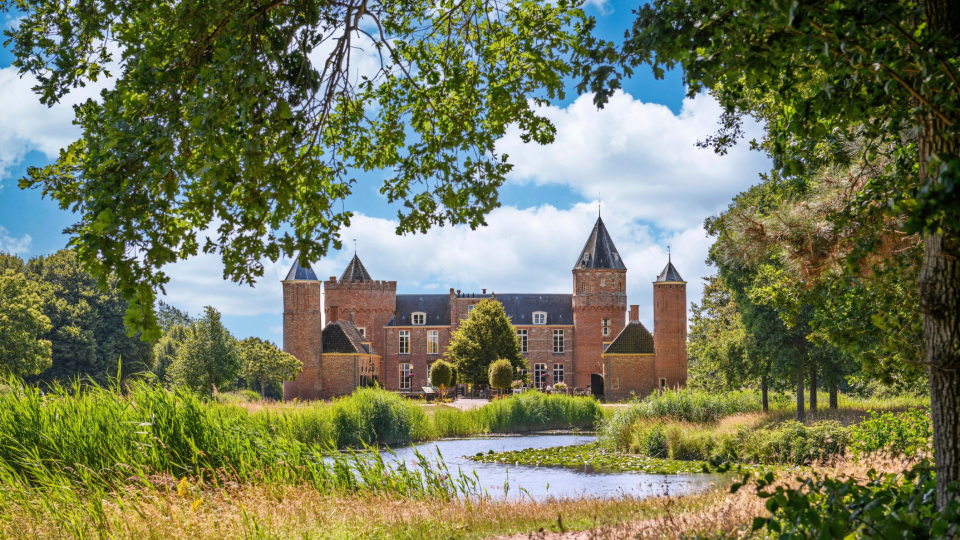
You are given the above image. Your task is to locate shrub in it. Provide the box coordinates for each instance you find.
[741,421,849,465]
[848,408,932,457]
[632,423,668,458]
[744,462,959,539]
[488,359,514,393]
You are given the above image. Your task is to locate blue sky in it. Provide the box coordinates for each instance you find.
[0,0,771,341]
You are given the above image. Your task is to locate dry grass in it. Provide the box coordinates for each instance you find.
[496,454,924,540]
[0,482,730,540]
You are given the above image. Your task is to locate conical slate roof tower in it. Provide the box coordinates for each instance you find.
[573,217,627,270]
[340,253,373,283]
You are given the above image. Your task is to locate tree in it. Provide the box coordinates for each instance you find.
[239,337,302,398]
[23,250,153,384]
[157,302,192,334]
[429,359,453,401]
[0,269,52,377]
[171,307,241,395]
[3,0,591,339]
[488,359,514,397]
[152,324,189,388]
[446,300,527,385]
[579,1,960,504]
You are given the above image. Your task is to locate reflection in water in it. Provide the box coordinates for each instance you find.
[385,434,720,500]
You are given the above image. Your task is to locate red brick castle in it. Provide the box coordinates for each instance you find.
[281,217,687,401]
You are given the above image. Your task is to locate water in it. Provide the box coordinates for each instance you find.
[386,434,721,500]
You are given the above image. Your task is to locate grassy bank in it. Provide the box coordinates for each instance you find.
[599,389,929,465]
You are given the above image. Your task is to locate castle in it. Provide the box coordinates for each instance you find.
[281,216,687,401]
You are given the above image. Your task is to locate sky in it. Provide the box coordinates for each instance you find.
[0,0,772,342]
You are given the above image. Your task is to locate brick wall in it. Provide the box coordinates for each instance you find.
[604,354,657,401]
[516,325,575,386]
[323,277,396,375]
[282,281,323,400]
[383,326,452,392]
[572,269,627,390]
[653,282,687,389]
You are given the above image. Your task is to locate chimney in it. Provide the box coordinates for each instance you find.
[482,288,487,294]
[329,276,337,282]
[629,305,639,322]
[330,305,339,322]
[450,287,455,299]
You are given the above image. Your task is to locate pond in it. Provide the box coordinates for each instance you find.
[386,434,722,500]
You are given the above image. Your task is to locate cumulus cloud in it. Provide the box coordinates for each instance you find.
[498,91,770,231]
[159,205,716,333]
[0,226,32,255]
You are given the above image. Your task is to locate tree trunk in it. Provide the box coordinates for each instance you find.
[919,0,960,511]
[829,381,838,410]
[809,365,817,413]
[796,357,805,423]
[920,229,960,511]
[761,375,769,412]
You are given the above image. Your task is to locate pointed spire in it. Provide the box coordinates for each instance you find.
[340,253,373,283]
[284,257,318,281]
[573,216,626,270]
[656,259,684,283]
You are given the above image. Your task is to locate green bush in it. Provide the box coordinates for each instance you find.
[740,421,849,465]
[848,408,932,457]
[744,462,959,539]
[632,423,668,458]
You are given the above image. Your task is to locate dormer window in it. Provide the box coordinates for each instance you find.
[533,311,547,325]
[412,312,426,325]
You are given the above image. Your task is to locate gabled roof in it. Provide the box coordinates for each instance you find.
[340,254,373,283]
[322,321,377,355]
[574,217,627,270]
[284,258,319,281]
[604,320,655,355]
[656,260,685,282]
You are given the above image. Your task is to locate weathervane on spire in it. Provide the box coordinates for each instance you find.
[668,245,671,262]
[598,191,601,218]
[353,238,357,254]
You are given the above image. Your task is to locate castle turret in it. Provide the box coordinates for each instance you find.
[282,259,323,400]
[323,253,397,370]
[653,257,687,390]
[572,216,627,392]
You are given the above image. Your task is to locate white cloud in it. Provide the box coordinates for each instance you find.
[0,67,111,183]
[159,206,715,333]
[499,91,770,231]
[0,226,32,255]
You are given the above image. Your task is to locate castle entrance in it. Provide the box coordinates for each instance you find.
[590,373,604,397]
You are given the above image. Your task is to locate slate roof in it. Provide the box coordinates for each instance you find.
[340,254,373,283]
[574,217,627,270]
[656,260,685,282]
[284,259,319,281]
[604,320,655,355]
[391,294,452,326]
[499,294,573,326]
[386,293,575,326]
[322,321,377,355]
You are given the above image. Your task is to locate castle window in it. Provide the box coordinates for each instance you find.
[517,329,527,353]
[553,363,564,384]
[582,283,585,293]
[618,282,621,292]
[660,378,667,391]
[533,311,546,325]
[357,327,366,338]
[400,363,412,390]
[612,378,620,390]
[533,363,547,389]
[412,312,426,325]
[399,331,410,354]
[602,318,610,336]
[553,329,564,353]
[427,330,439,354]
[468,305,476,315]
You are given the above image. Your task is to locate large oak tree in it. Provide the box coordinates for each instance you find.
[577,0,960,507]
[2,0,589,339]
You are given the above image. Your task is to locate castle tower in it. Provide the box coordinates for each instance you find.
[282,259,323,400]
[572,217,627,392]
[322,253,397,369]
[653,257,687,390]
